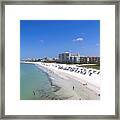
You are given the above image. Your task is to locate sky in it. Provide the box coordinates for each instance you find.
[20,20,100,59]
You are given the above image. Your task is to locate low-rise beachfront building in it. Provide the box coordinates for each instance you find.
[86,57,100,64]
[80,56,100,64]
[41,57,58,63]
[80,57,87,64]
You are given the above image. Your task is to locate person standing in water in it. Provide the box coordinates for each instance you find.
[33,91,35,95]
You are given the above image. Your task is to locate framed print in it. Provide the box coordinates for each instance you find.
[0,0,119,119]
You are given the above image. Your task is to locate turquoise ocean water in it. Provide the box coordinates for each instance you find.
[20,63,60,100]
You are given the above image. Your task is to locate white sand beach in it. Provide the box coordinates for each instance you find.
[24,62,100,100]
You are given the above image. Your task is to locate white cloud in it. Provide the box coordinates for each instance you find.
[96,43,99,46]
[73,37,84,42]
[40,40,44,43]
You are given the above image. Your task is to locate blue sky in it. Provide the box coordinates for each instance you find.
[20,20,100,59]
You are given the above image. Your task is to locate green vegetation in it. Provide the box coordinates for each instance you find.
[79,64,100,70]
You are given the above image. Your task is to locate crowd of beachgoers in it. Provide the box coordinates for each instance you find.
[40,62,100,76]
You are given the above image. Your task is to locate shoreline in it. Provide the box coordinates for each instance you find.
[35,65,61,93]
[21,62,100,100]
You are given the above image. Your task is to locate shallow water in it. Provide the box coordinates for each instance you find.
[20,63,60,100]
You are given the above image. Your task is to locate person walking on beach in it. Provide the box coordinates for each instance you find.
[73,86,74,90]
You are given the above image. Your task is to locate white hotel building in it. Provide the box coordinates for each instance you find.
[59,52,80,63]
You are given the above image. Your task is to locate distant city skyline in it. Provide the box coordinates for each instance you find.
[20,20,100,59]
